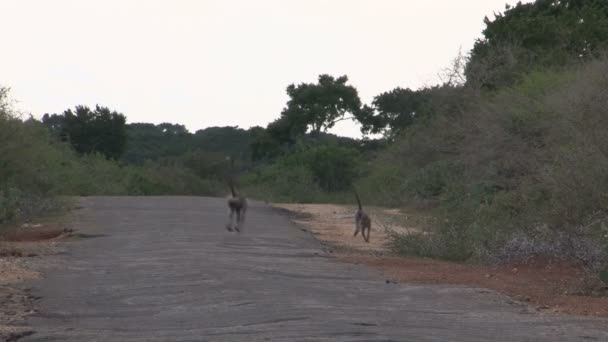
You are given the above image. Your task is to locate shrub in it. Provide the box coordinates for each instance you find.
[0,88,224,229]
[383,59,608,274]
[244,163,324,203]
[243,142,362,202]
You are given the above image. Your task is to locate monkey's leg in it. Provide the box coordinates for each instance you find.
[354,221,361,236]
[234,210,241,232]
[237,209,246,231]
[226,209,234,232]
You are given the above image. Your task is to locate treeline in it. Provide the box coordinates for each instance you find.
[0,91,371,226]
[2,0,608,280]
[0,101,230,226]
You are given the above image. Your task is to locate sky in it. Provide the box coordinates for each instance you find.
[0,0,531,138]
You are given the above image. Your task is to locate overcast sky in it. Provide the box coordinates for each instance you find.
[0,0,530,137]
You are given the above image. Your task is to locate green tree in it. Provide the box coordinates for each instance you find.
[193,126,253,162]
[122,123,193,163]
[357,87,434,136]
[254,75,365,154]
[250,125,283,161]
[280,74,363,135]
[466,0,608,90]
[42,105,127,159]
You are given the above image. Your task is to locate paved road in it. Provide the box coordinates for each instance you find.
[22,197,608,341]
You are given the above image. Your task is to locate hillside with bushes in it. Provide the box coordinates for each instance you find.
[2,0,608,281]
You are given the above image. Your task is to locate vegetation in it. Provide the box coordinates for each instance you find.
[42,105,127,160]
[0,91,224,228]
[2,0,608,282]
[466,0,608,90]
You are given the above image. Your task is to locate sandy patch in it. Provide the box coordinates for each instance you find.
[274,202,608,318]
[273,203,419,253]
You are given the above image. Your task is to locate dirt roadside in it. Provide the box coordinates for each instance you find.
[273,203,608,318]
[0,222,70,341]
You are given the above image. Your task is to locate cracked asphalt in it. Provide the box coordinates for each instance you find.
[21,197,608,341]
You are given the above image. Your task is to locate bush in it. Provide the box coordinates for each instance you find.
[405,161,463,199]
[244,143,362,203]
[355,163,405,207]
[0,88,224,228]
[0,93,73,226]
[382,59,608,274]
[244,162,324,203]
[302,145,360,192]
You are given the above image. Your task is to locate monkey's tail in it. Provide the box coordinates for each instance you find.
[228,178,237,197]
[227,156,237,197]
[354,188,362,210]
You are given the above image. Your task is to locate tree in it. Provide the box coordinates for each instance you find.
[193,126,254,162]
[158,123,189,136]
[122,123,192,163]
[280,74,363,136]
[0,87,11,117]
[122,124,254,165]
[250,125,283,161]
[356,87,434,136]
[466,0,608,90]
[42,105,127,159]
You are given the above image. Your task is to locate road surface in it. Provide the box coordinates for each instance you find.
[22,197,608,341]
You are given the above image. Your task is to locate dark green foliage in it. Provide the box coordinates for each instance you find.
[264,75,365,148]
[193,126,253,162]
[122,123,193,163]
[283,75,362,133]
[245,141,363,202]
[251,123,364,161]
[250,125,284,161]
[467,0,608,90]
[290,144,361,192]
[176,150,227,181]
[122,123,191,163]
[123,124,254,168]
[244,163,322,203]
[358,87,433,135]
[42,105,127,160]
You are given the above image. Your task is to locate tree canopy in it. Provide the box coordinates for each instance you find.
[42,105,127,160]
[122,124,256,166]
[466,0,608,89]
[356,87,435,136]
[277,75,363,137]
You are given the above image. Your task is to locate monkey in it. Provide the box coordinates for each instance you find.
[353,189,371,243]
[226,179,247,232]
